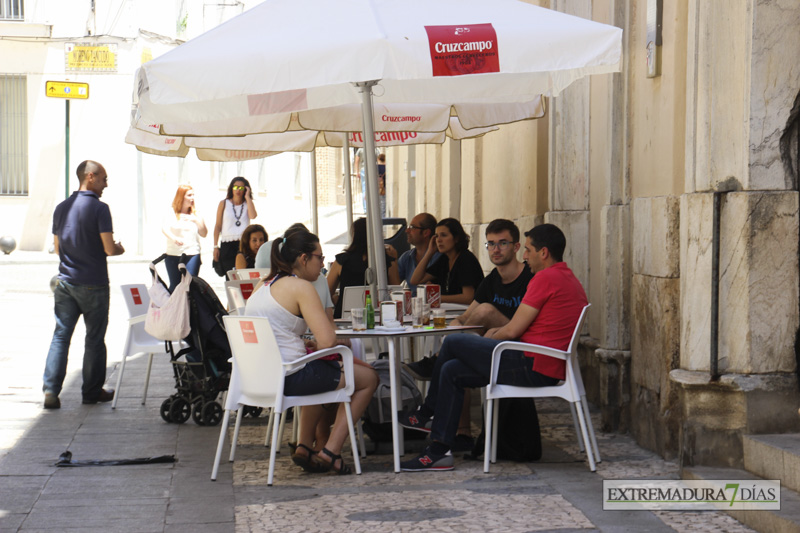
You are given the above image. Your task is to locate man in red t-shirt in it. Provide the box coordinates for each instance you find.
[399,224,588,471]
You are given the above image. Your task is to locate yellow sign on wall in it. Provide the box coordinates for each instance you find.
[45,81,90,100]
[65,43,117,72]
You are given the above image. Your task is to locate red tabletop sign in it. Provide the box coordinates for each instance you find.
[130,287,142,306]
[424,24,499,77]
[241,283,254,300]
[240,321,258,344]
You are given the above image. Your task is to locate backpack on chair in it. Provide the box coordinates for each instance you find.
[471,397,542,462]
[361,359,425,442]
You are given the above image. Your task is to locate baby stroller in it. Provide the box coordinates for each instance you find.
[149,254,232,426]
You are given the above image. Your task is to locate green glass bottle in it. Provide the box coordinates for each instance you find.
[364,289,375,329]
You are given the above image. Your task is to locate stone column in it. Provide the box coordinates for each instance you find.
[672,0,800,468]
[547,0,591,289]
[550,0,632,432]
[630,197,680,456]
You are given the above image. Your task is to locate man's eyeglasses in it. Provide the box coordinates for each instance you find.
[232,185,246,191]
[485,240,514,250]
[407,225,430,231]
[310,253,325,262]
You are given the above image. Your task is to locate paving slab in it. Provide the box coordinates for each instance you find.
[21,503,168,529]
[164,523,234,533]
[0,514,28,531]
[166,496,236,524]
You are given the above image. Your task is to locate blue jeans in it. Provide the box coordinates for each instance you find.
[165,254,201,292]
[423,334,558,447]
[43,280,110,399]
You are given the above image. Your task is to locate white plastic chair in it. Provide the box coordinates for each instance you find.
[211,315,362,485]
[340,285,366,319]
[231,268,270,281]
[483,304,600,472]
[114,284,181,409]
[224,279,259,315]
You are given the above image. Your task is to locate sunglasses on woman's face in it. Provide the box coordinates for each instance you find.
[233,185,246,191]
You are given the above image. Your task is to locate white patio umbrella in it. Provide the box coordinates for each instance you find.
[131,0,622,298]
[125,111,528,161]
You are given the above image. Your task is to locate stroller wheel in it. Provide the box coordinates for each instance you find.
[243,406,263,418]
[202,402,223,426]
[192,401,206,426]
[160,398,174,423]
[169,397,191,424]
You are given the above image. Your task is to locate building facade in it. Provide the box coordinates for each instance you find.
[0,0,322,257]
[388,0,800,468]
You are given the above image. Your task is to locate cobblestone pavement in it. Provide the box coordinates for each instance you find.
[0,257,754,532]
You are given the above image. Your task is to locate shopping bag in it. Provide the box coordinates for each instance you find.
[145,263,191,341]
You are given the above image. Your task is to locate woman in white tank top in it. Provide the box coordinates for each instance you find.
[245,230,378,475]
[212,177,258,277]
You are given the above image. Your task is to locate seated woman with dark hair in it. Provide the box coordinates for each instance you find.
[244,230,378,475]
[327,217,400,318]
[410,217,484,305]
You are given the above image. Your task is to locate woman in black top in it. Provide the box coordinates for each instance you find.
[410,217,484,305]
[235,224,268,270]
[327,217,400,318]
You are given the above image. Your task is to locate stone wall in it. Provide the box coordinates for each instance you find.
[629,196,681,458]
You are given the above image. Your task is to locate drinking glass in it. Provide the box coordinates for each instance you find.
[351,308,366,331]
[411,297,424,328]
[433,308,446,329]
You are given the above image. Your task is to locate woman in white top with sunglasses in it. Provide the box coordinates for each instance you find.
[213,176,257,276]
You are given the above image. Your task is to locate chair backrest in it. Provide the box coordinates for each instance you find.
[120,284,150,317]
[225,285,246,315]
[232,268,270,281]
[223,316,285,405]
[225,279,258,300]
[566,304,591,355]
[224,279,259,314]
[341,285,366,316]
[120,284,168,352]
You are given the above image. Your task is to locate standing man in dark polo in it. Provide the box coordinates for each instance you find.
[43,160,125,409]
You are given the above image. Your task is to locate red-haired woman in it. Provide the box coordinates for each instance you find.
[162,185,208,291]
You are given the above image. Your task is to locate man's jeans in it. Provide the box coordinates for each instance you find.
[424,334,558,447]
[43,280,110,399]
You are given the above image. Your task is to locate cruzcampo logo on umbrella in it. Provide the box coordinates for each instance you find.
[425,24,500,76]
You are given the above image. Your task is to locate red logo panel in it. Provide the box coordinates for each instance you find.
[240,321,258,344]
[241,283,254,300]
[248,272,261,279]
[130,287,142,306]
[425,24,500,77]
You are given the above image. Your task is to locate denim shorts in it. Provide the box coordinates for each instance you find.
[284,359,342,396]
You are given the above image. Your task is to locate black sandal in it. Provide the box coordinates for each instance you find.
[318,447,352,475]
[291,444,328,473]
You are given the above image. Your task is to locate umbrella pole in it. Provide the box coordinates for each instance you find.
[356,81,388,302]
[343,138,354,229]
[310,148,319,235]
